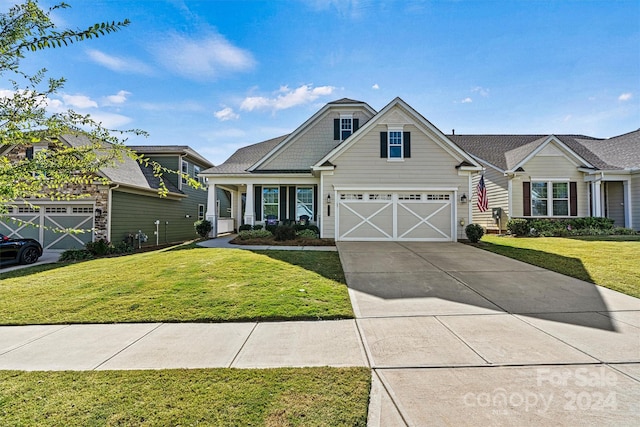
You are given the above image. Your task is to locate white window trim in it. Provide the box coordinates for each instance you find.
[531,180,571,217]
[198,203,205,220]
[262,186,279,221]
[296,186,314,220]
[340,114,353,141]
[387,127,404,161]
[181,159,189,186]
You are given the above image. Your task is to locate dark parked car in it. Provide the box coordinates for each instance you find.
[0,233,43,266]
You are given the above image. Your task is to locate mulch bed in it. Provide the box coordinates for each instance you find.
[229,237,336,246]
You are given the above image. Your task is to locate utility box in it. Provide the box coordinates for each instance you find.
[492,207,503,220]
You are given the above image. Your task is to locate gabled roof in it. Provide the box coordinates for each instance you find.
[573,129,640,170]
[449,134,599,171]
[315,97,482,169]
[248,98,376,172]
[200,135,288,175]
[128,145,213,168]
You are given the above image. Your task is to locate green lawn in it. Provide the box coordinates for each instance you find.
[478,235,640,298]
[0,367,370,426]
[0,245,354,325]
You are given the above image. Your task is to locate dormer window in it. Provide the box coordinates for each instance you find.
[333,115,360,141]
[341,115,353,140]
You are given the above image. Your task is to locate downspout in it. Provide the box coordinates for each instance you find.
[107,184,120,242]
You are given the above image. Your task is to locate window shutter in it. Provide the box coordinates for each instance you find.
[380,132,388,158]
[403,132,411,158]
[289,187,296,220]
[26,147,34,160]
[313,185,318,221]
[523,182,531,216]
[334,119,340,140]
[353,118,359,132]
[280,186,287,220]
[569,182,577,216]
[255,186,262,220]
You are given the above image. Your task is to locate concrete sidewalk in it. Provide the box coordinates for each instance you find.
[0,320,367,371]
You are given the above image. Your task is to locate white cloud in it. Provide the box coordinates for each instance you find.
[471,86,490,97]
[105,90,131,105]
[152,31,255,80]
[89,111,133,128]
[372,83,379,90]
[214,107,240,121]
[86,49,153,75]
[240,84,335,112]
[62,94,98,109]
[461,97,473,104]
[618,92,632,101]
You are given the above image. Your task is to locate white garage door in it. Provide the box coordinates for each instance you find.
[337,191,454,241]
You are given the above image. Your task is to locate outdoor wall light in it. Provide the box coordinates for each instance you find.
[185,214,191,218]
[327,194,331,204]
[459,218,465,226]
[95,208,103,218]
[460,193,468,204]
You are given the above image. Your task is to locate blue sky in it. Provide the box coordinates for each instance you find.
[10,0,640,165]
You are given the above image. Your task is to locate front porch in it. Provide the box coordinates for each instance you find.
[205,176,320,237]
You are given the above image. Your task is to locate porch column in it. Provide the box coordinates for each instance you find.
[623,180,632,228]
[591,181,602,217]
[244,183,255,226]
[206,183,218,238]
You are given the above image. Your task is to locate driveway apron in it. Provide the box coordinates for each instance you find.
[338,241,640,426]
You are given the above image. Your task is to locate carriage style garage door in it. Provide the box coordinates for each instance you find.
[0,203,95,250]
[336,191,454,241]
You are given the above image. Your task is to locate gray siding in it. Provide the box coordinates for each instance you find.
[260,108,375,170]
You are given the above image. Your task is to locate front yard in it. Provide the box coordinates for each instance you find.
[0,367,370,426]
[0,244,353,325]
[478,235,640,298]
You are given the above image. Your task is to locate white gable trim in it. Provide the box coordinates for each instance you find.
[314,97,482,169]
[508,135,594,172]
[248,101,377,172]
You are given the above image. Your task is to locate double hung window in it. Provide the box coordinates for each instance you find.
[262,187,279,220]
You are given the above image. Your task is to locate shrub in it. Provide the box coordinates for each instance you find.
[112,241,134,254]
[238,224,252,232]
[85,239,112,256]
[612,227,637,235]
[194,219,212,238]
[265,224,278,234]
[253,224,264,231]
[465,224,484,243]
[59,249,93,261]
[296,229,318,239]
[237,229,272,240]
[294,224,320,234]
[274,225,297,241]
[507,218,529,236]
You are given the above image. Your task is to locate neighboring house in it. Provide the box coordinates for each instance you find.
[1,135,220,249]
[450,130,640,232]
[201,98,483,242]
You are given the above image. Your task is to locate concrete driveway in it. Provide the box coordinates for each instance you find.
[337,242,640,426]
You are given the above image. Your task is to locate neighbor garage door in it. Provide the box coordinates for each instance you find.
[337,191,454,241]
[0,203,95,250]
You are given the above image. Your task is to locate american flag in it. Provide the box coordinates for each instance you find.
[477,175,488,212]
